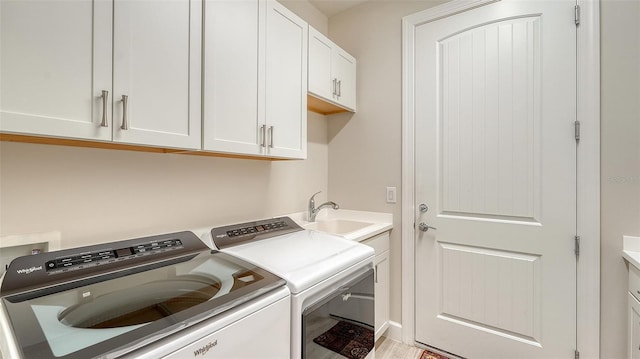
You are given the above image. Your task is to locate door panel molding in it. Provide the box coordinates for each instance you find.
[401,0,600,357]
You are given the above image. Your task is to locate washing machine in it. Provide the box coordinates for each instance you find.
[0,230,290,358]
[198,216,376,359]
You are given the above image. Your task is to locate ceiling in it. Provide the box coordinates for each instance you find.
[308,0,370,18]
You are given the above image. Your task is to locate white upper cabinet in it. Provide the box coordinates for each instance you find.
[112,0,201,149]
[203,0,260,155]
[332,47,356,111]
[0,0,112,141]
[308,29,334,103]
[204,0,307,159]
[264,0,307,159]
[307,26,356,113]
[1,0,201,150]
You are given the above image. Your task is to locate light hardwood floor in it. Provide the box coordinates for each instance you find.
[375,336,424,359]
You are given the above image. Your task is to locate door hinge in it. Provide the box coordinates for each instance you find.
[574,5,581,26]
[575,120,581,142]
[575,235,581,257]
[575,349,580,359]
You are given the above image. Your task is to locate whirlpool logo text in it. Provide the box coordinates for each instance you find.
[16,266,43,275]
[193,340,217,357]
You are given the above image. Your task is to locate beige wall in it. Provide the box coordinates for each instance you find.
[327,0,446,325]
[280,0,328,35]
[0,113,328,248]
[600,0,640,356]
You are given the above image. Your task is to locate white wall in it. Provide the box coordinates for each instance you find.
[600,0,640,356]
[327,0,447,326]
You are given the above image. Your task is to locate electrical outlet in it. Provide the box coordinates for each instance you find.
[386,187,397,203]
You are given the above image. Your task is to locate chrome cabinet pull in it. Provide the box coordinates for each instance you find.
[120,95,129,130]
[100,90,109,127]
[332,78,337,97]
[338,80,342,97]
[269,126,274,148]
[260,125,266,147]
[375,264,378,283]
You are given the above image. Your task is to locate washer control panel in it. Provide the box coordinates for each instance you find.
[1,231,205,296]
[44,239,184,274]
[211,217,303,249]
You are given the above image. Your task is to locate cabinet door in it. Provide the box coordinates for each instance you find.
[630,293,640,359]
[203,0,262,155]
[0,0,111,141]
[113,0,201,149]
[264,0,307,159]
[308,27,334,101]
[374,250,390,341]
[333,48,357,111]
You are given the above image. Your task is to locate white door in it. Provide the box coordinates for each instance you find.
[0,0,111,141]
[413,1,577,358]
[203,0,261,155]
[113,0,201,149]
[264,0,307,159]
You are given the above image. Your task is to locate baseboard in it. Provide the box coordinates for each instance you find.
[385,321,403,342]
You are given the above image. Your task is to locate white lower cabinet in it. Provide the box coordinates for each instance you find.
[629,292,640,359]
[203,0,307,159]
[630,265,640,359]
[363,231,390,341]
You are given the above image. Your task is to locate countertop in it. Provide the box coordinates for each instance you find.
[285,209,393,242]
[622,235,640,270]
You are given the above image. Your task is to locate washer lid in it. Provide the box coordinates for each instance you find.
[221,229,374,294]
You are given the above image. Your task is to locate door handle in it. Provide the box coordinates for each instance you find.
[418,222,436,232]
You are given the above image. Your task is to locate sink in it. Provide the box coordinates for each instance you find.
[304,219,373,235]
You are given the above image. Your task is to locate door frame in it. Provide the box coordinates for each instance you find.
[400,0,600,357]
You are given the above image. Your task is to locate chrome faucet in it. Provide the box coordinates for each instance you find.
[308,191,339,222]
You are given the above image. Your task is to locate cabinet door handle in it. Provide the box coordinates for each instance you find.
[269,126,274,148]
[332,78,337,97]
[338,80,342,97]
[100,90,109,127]
[120,95,129,130]
[260,125,266,148]
[375,264,378,283]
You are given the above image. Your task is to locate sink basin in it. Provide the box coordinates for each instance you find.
[304,219,373,235]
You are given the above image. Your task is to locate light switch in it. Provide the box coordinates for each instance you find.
[386,187,397,203]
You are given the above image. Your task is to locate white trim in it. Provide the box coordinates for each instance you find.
[575,0,600,357]
[400,11,416,345]
[383,321,403,343]
[400,0,601,355]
